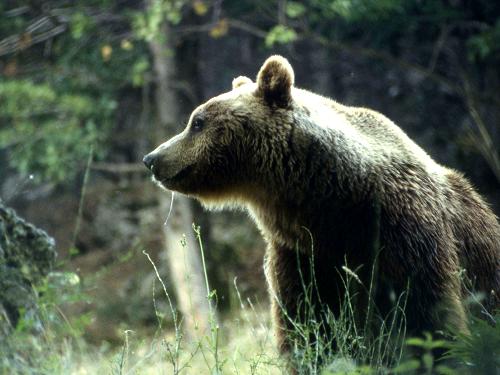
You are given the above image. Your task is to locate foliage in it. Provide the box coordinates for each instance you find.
[0,79,113,182]
[305,0,500,61]
[467,20,500,62]
[393,333,452,375]
[0,271,90,374]
[0,0,151,184]
[132,0,186,41]
[265,25,297,47]
[446,313,500,374]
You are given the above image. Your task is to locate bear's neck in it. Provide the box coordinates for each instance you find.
[246,178,372,253]
[244,128,375,251]
[247,183,380,260]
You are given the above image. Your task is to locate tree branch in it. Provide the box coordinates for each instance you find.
[461,73,500,183]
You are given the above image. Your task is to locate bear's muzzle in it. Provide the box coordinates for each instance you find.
[143,153,157,171]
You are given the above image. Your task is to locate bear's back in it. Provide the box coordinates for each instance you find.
[292,87,449,197]
[293,87,441,169]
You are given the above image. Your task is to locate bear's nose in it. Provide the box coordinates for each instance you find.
[143,153,157,170]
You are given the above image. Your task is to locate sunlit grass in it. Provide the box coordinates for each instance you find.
[72,309,283,375]
[1,230,498,375]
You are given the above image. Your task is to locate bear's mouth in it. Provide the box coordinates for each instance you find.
[157,164,195,187]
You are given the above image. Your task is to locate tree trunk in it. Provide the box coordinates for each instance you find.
[148,19,211,339]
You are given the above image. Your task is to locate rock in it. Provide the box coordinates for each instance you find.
[0,202,56,336]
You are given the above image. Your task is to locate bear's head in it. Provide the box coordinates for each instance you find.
[143,55,297,207]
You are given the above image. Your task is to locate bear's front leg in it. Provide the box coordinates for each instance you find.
[266,245,305,353]
[265,244,337,374]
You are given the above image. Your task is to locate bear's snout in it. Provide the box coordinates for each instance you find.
[143,153,157,171]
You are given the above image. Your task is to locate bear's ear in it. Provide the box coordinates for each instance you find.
[232,76,253,89]
[256,55,294,108]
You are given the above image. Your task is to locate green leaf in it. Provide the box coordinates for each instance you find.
[286,2,306,18]
[428,339,448,349]
[68,247,80,257]
[405,337,425,347]
[435,365,456,375]
[265,25,297,47]
[70,12,94,40]
[132,57,150,87]
[391,359,420,373]
[422,353,434,370]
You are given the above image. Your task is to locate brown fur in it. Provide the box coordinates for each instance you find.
[144,55,500,361]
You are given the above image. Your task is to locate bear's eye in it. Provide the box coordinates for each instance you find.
[191,118,204,132]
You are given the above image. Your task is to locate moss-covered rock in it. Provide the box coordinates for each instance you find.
[0,202,56,336]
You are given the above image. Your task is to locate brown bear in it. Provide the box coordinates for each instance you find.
[144,55,500,363]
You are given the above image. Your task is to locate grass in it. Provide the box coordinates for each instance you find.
[76,307,283,375]
[1,282,284,375]
[1,228,498,374]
